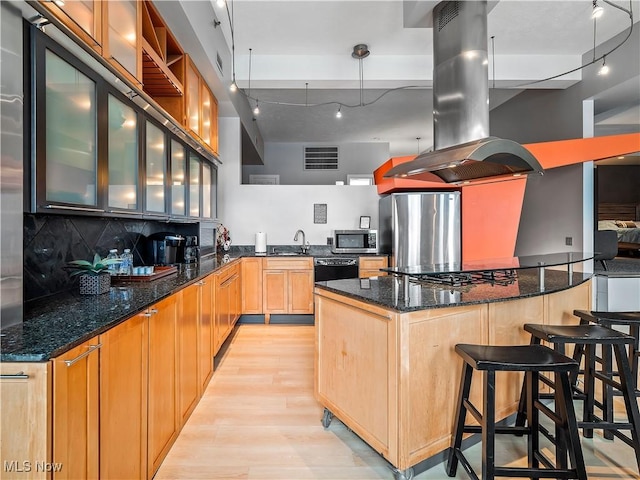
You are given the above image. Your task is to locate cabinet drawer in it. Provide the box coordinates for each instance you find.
[359,256,388,270]
[216,260,240,283]
[264,257,313,270]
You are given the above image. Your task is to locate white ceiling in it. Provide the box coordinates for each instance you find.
[205,0,640,157]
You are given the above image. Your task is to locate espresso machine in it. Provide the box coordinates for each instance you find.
[148,233,185,265]
[182,235,199,264]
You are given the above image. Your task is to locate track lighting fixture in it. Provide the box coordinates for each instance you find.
[598,56,610,75]
[229,81,237,92]
[336,107,342,119]
[253,101,260,115]
[52,0,65,6]
[592,0,604,19]
[216,0,226,8]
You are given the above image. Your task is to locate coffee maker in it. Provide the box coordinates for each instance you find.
[148,233,185,265]
[182,235,199,264]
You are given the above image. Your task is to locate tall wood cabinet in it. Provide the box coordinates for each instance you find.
[198,276,214,393]
[178,284,200,423]
[52,339,101,479]
[241,257,263,314]
[99,312,149,479]
[213,262,241,353]
[147,297,178,478]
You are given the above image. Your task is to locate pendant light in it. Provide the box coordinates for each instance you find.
[336,106,342,119]
[598,56,610,75]
[592,0,604,19]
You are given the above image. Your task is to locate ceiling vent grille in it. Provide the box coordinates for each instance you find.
[215,52,223,74]
[304,146,339,170]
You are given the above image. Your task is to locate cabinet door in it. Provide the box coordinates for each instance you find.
[108,94,139,211]
[200,84,212,147]
[185,58,200,136]
[263,270,288,314]
[288,270,314,314]
[359,256,388,278]
[145,120,167,214]
[229,270,241,329]
[147,297,178,478]
[198,277,214,392]
[188,153,201,218]
[104,0,141,84]
[202,162,212,219]
[178,285,200,423]
[242,258,263,314]
[52,339,100,480]
[170,139,186,216]
[99,313,148,479]
[0,363,51,480]
[40,0,102,53]
[43,49,98,207]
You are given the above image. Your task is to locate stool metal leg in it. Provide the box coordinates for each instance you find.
[582,343,596,439]
[447,362,473,477]
[526,371,540,470]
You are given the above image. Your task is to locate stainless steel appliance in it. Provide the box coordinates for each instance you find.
[383,1,543,183]
[331,230,377,254]
[314,257,359,281]
[379,192,461,268]
[182,235,199,264]
[149,233,185,265]
[1,2,24,329]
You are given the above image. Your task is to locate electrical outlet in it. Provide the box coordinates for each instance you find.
[565,237,573,246]
[327,237,333,246]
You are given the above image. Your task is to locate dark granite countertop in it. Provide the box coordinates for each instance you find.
[1,256,239,362]
[315,269,592,313]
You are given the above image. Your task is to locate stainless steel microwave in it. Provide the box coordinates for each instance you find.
[331,230,378,254]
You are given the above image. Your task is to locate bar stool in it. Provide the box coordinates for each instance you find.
[447,343,587,480]
[515,323,640,472]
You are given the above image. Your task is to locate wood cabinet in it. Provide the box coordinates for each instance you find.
[359,256,388,278]
[39,0,103,54]
[99,312,148,479]
[198,276,214,392]
[242,257,263,314]
[213,262,241,353]
[184,57,219,155]
[52,339,100,479]
[263,257,314,322]
[0,363,51,480]
[103,0,142,86]
[178,284,200,423]
[147,297,178,478]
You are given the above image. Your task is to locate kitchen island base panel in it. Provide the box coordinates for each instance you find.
[314,279,591,473]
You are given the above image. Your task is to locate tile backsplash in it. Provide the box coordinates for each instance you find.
[24,213,197,303]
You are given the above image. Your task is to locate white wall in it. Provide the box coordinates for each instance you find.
[219,117,381,246]
[242,141,389,185]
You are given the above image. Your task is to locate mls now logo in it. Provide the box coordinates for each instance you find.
[4,460,63,473]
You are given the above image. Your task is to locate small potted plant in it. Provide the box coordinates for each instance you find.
[66,253,120,295]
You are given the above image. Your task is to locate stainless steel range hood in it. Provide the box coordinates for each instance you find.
[385,0,543,183]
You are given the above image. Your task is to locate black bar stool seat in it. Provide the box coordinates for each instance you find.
[516,322,640,473]
[447,343,586,480]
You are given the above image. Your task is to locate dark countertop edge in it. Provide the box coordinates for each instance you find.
[594,271,640,278]
[313,274,593,313]
[1,257,243,363]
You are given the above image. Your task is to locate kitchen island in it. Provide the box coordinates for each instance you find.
[313,253,592,480]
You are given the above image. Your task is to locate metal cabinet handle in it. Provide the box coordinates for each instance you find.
[64,343,102,367]
[0,372,29,379]
[142,308,158,317]
[197,281,206,286]
[45,204,105,213]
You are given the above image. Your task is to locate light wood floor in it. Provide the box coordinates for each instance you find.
[155,325,640,480]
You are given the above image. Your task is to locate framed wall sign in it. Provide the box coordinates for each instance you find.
[359,216,371,229]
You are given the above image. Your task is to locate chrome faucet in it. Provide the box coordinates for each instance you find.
[293,229,310,254]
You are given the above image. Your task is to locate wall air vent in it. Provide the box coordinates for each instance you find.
[304,146,339,170]
[216,52,223,74]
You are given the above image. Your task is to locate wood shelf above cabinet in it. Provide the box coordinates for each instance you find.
[141,0,184,97]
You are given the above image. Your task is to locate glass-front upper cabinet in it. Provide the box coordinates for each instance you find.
[42,48,99,208]
[188,152,201,218]
[39,0,102,53]
[200,85,212,149]
[145,121,166,214]
[104,0,140,85]
[108,94,138,211]
[202,162,212,219]
[170,139,186,217]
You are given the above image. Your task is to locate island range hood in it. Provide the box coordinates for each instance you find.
[385,0,543,183]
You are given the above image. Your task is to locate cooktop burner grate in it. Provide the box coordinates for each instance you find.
[409,269,518,287]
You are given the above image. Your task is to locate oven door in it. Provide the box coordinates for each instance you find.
[314,258,359,281]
